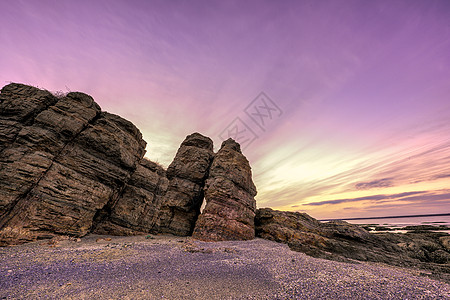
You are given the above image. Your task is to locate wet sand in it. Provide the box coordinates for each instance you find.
[1,235,449,299]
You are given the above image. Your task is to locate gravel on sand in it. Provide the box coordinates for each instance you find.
[0,235,449,299]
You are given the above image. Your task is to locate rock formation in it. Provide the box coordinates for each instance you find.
[0,83,254,245]
[0,83,148,244]
[255,208,382,261]
[0,84,60,220]
[192,138,257,241]
[156,133,214,236]
[3,83,446,283]
[255,208,450,281]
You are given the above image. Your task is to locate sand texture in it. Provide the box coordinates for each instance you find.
[1,235,449,299]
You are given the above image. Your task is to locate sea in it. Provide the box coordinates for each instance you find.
[325,214,450,234]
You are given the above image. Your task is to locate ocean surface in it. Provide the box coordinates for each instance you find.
[340,214,450,234]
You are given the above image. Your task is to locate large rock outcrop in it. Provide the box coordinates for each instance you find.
[0,84,149,244]
[1,83,449,284]
[156,133,214,236]
[0,83,258,246]
[192,138,257,241]
[1,83,253,245]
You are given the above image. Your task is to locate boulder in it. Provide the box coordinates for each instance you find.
[156,133,214,236]
[192,138,257,241]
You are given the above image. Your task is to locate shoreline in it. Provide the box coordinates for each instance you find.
[1,234,449,299]
[320,212,450,222]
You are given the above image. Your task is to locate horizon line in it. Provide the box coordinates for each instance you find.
[320,212,450,222]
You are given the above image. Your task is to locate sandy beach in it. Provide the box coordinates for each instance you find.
[1,235,449,300]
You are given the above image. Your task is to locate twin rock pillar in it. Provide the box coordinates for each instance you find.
[156,135,257,241]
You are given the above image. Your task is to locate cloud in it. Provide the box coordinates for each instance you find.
[303,191,428,206]
[355,178,393,190]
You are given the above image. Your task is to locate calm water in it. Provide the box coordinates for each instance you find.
[341,214,450,234]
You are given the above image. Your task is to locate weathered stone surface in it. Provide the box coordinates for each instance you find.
[255,208,450,280]
[0,88,101,224]
[255,208,400,260]
[0,83,58,123]
[0,84,59,217]
[93,158,169,235]
[441,236,450,251]
[156,133,214,236]
[192,138,257,241]
[0,84,148,245]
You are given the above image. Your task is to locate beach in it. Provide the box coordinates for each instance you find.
[1,235,449,299]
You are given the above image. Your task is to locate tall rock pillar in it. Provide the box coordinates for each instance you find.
[192,138,257,241]
[156,133,214,236]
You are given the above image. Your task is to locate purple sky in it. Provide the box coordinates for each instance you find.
[2,0,450,219]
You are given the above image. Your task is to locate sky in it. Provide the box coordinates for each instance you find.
[1,0,450,219]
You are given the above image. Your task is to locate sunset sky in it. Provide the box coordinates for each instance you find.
[1,0,449,219]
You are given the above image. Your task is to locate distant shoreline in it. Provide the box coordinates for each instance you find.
[320,213,450,222]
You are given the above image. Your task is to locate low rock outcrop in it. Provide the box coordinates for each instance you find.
[256,208,450,282]
[192,139,257,241]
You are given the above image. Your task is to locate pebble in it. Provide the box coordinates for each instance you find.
[0,237,448,299]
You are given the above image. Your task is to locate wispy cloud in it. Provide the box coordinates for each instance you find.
[355,178,393,190]
[2,0,450,219]
[302,191,428,206]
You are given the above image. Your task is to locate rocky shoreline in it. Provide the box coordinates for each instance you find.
[1,83,449,294]
[256,208,450,283]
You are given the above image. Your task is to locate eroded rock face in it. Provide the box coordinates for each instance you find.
[0,84,60,219]
[156,133,214,236]
[192,138,257,241]
[0,83,259,246]
[0,84,148,245]
[255,208,395,261]
[93,158,169,235]
[255,208,450,280]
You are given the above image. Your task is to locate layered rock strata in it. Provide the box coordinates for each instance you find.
[192,139,257,241]
[92,158,169,235]
[156,133,214,236]
[255,208,450,281]
[0,84,148,244]
[0,83,257,246]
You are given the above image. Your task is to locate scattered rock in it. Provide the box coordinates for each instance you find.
[401,225,450,231]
